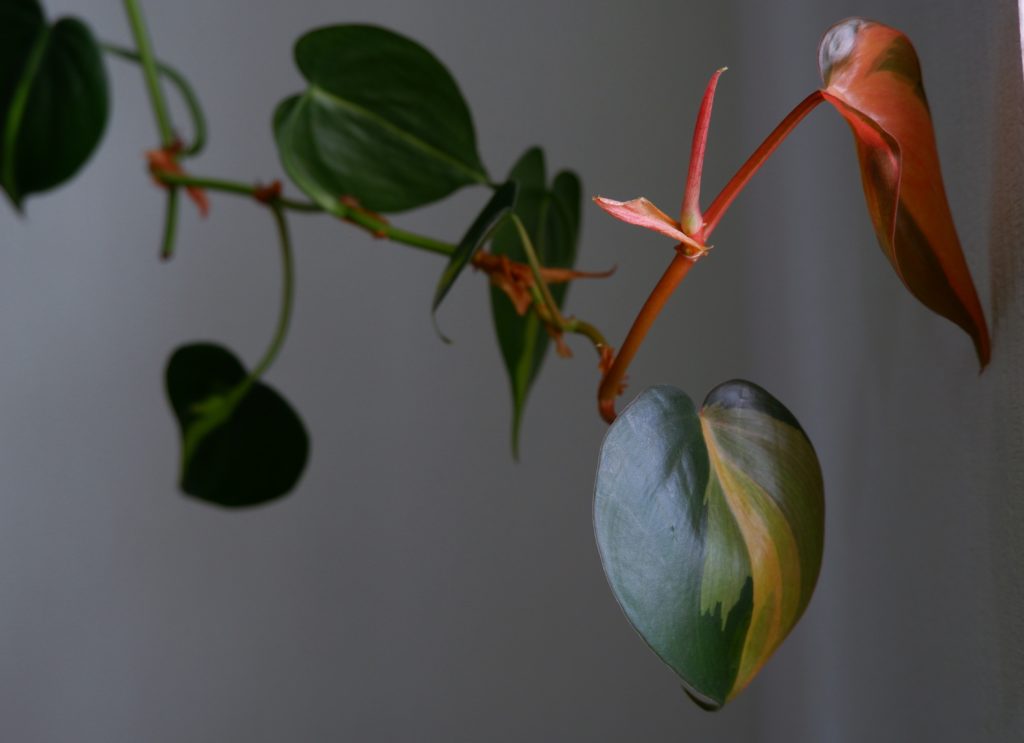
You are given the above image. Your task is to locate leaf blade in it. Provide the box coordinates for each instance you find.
[432,180,517,341]
[594,381,824,709]
[0,5,108,207]
[489,150,584,456]
[165,343,309,508]
[274,25,487,214]
[819,18,990,366]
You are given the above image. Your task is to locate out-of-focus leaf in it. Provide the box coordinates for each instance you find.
[165,343,309,508]
[489,147,582,457]
[0,0,108,208]
[595,381,824,710]
[819,17,990,367]
[432,180,517,341]
[546,170,582,307]
[274,25,488,214]
[0,1,44,117]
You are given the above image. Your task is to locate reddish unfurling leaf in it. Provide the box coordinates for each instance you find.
[819,18,990,367]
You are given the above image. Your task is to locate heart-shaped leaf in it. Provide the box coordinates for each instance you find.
[432,180,518,341]
[1,0,108,208]
[274,24,488,214]
[594,381,824,710]
[489,147,582,456]
[165,343,309,508]
[819,18,990,367]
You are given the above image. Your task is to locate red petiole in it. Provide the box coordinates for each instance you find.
[598,87,826,423]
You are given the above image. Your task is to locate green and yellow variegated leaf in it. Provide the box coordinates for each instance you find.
[594,381,824,710]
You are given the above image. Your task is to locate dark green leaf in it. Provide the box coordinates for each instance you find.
[544,170,582,308]
[274,24,488,214]
[1,0,108,207]
[594,381,824,709]
[0,1,44,122]
[432,180,517,342]
[165,343,309,508]
[489,147,582,456]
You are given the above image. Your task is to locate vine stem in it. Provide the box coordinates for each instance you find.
[512,214,565,326]
[102,43,207,156]
[159,188,180,260]
[122,0,174,148]
[155,170,458,257]
[509,214,611,359]
[597,89,826,422]
[248,203,295,382]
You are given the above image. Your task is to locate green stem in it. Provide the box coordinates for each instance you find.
[345,211,456,257]
[509,215,609,360]
[123,0,174,148]
[154,170,457,256]
[510,214,564,325]
[102,42,206,156]
[248,203,295,382]
[160,186,180,260]
[564,317,610,356]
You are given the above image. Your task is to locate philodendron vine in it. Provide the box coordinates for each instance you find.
[2,0,988,712]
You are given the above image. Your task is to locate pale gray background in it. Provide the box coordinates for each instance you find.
[1,0,1021,740]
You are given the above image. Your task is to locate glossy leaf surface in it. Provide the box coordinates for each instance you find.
[274,25,488,214]
[432,180,517,340]
[166,344,309,508]
[0,0,108,207]
[489,147,581,456]
[595,382,824,709]
[819,18,990,366]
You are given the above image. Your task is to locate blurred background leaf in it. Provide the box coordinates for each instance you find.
[165,343,309,508]
[432,179,517,341]
[0,0,108,208]
[490,146,582,457]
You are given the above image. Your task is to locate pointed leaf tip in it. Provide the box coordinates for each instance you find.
[819,18,990,367]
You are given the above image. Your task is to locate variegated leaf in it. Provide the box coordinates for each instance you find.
[594,382,824,709]
[819,18,990,367]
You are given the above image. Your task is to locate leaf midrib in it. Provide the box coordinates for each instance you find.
[308,84,487,185]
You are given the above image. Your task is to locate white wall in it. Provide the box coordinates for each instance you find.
[0,0,1020,740]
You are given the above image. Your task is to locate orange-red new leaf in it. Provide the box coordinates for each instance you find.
[819,18,990,367]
